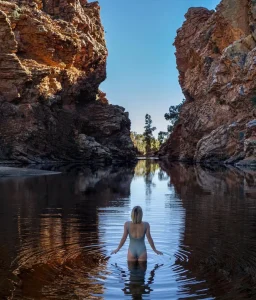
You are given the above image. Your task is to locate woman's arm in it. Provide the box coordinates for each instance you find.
[111,222,129,254]
[146,223,163,255]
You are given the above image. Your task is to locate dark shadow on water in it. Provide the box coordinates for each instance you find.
[113,261,163,299]
[0,163,135,299]
[160,160,256,300]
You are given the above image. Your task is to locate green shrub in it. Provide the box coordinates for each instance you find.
[12,8,21,20]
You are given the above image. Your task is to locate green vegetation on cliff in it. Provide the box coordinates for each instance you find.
[165,99,185,133]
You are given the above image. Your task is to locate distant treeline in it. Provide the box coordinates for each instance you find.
[131,99,185,156]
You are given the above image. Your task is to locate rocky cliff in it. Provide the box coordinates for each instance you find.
[0,0,135,163]
[160,0,256,165]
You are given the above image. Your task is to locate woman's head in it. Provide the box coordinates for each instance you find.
[131,206,143,224]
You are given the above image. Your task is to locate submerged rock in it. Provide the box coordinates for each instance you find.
[0,0,136,163]
[161,0,256,165]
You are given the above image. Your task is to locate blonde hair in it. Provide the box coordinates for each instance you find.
[131,206,143,224]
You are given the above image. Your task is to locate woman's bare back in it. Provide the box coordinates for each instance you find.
[111,206,163,259]
[128,221,148,238]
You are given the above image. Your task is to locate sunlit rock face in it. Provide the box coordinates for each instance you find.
[0,0,136,163]
[161,0,256,165]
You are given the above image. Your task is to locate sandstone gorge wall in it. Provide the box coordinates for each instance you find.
[160,0,256,165]
[0,0,136,163]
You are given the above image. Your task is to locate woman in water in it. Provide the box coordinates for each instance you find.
[111,206,163,261]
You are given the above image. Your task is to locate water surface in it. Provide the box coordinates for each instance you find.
[0,161,256,299]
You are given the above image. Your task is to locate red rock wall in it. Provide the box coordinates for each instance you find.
[0,0,136,163]
[161,0,256,165]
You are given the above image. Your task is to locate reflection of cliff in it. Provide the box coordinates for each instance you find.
[161,162,256,299]
[0,164,134,299]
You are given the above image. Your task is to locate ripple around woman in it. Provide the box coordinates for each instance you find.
[111,206,163,261]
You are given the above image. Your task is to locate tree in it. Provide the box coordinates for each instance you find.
[158,131,169,145]
[164,99,185,133]
[130,131,146,154]
[167,125,174,133]
[143,114,156,156]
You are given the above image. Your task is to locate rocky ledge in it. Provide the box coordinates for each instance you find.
[160,0,256,166]
[0,0,136,163]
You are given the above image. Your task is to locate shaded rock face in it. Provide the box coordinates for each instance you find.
[0,0,136,163]
[161,0,256,165]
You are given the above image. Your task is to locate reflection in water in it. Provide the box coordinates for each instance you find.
[135,160,159,196]
[112,261,163,299]
[0,165,134,299]
[158,169,169,181]
[161,161,256,300]
[0,161,256,299]
[125,261,150,297]
[102,160,185,299]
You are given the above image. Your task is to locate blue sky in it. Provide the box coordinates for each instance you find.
[98,0,220,135]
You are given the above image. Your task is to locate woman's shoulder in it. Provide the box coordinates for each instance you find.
[143,221,149,227]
